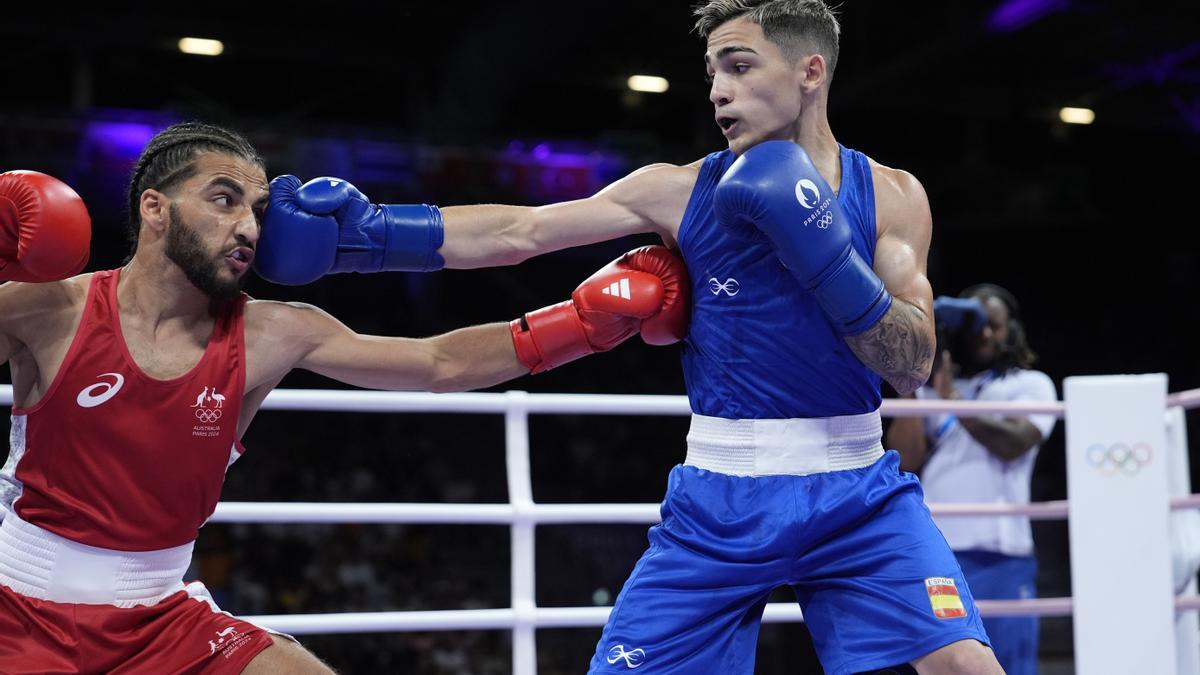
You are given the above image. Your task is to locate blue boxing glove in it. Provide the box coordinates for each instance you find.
[713,141,892,335]
[255,175,445,286]
[934,296,987,335]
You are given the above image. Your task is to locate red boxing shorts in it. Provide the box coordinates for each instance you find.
[0,511,274,673]
[0,580,274,674]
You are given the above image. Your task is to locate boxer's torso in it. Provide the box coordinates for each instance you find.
[4,269,248,550]
[675,145,884,419]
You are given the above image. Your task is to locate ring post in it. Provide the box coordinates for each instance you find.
[505,391,537,675]
[1065,374,1176,674]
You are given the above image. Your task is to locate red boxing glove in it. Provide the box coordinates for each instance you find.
[511,245,690,374]
[0,170,92,282]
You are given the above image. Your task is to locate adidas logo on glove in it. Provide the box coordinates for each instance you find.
[601,278,632,300]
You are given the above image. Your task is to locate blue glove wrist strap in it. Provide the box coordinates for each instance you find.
[810,248,893,336]
[380,204,446,272]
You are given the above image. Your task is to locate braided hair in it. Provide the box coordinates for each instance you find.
[125,122,262,259]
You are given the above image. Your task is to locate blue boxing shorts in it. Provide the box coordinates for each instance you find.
[588,417,989,675]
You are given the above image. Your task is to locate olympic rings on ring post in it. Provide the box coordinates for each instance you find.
[1084,442,1152,476]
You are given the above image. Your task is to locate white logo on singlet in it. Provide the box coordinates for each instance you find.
[76,373,125,408]
[607,645,647,668]
[708,277,740,296]
[794,178,820,209]
[191,386,225,424]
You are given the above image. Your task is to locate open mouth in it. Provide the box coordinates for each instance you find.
[226,247,254,271]
[717,117,738,134]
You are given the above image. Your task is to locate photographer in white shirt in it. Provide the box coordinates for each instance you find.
[887,283,1056,675]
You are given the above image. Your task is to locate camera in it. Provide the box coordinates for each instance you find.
[930,314,981,379]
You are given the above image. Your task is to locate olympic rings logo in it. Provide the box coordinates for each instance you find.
[195,408,223,423]
[816,212,834,229]
[708,277,740,296]
[1084,442,1152,476]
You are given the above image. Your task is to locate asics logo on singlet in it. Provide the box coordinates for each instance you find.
[794,178,820,209]
[708,277,740,296]
[76,373,125,408]
[606,645,646,668]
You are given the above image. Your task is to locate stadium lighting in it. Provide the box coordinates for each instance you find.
[178,38,224,57]
[627,75,669,94]
[1059,106,1095,125]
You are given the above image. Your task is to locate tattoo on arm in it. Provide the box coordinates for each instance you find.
[846,300,934,395]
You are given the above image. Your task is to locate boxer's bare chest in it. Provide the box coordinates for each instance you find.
[118,316,213,381]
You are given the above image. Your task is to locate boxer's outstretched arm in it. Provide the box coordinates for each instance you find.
[439,163,695,268]
[250,243,687,393]
[845,169,935,395]
[254,300,527,393]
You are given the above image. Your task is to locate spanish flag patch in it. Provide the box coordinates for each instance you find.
[925,577,967,619]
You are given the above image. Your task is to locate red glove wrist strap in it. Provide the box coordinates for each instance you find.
[510,301,593,374]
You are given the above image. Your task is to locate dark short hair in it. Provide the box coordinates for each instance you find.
[693,0,841,79]
[125,122,263,257]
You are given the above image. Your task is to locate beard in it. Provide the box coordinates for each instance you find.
[164,204,245,301]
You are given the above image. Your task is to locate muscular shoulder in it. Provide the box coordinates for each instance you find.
[601,162,702,239]
[243,298,345,387]
[868,158,931,239]
[0,273,90,344]
[621,162,701,190]
[245,299,340,350]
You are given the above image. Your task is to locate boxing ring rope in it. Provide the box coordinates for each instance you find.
[3,384,1200,673]
[221,390,1089,661]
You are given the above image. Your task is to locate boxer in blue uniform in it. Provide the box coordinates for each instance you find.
[259,2,1001,673]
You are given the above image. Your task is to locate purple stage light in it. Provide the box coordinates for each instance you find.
[987,0,1069,33]
[83,120,160,160]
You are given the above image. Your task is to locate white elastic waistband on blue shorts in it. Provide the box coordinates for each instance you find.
[684,410,885,477]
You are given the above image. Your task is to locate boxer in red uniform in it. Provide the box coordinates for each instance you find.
[0,122,689,674]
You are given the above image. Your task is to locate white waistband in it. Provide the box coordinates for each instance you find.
[685,411,885,477]
[0,510,192,607]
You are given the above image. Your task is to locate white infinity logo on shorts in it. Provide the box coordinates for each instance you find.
[795,178,820,209]
[76,373,126,408]
[607,645,646,668]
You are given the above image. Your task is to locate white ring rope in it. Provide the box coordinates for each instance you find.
[0,385,1074,417]
[211,500,1078,525]
[3,384,1200,653]
[242,598,1088,637]
[1170,389,1200,410]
